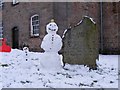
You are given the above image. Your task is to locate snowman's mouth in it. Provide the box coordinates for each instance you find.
[48,28,56,31]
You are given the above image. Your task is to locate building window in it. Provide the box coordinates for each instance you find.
[30,14,40,37]
[12,0,19,5]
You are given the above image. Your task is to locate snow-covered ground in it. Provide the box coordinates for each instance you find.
[0,49,119,88]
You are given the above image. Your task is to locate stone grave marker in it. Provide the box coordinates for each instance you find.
[62,16,99,69]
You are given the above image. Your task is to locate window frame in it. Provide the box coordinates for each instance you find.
[30,14,40,37]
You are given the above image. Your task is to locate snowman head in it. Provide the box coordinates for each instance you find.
[46,19,58,34]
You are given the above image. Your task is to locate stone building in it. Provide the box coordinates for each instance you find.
[101,2,119,54]
[2,2,119,54]
[3,2,53,51]
[0,0,3,39]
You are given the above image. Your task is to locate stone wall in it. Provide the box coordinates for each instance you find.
[119,2,120,54]
[3,2,120,54]
[3,2,53,51]
[53,2,100,36]
[101,2,119,54]
[53,2,100,54]
[54,2,119,54]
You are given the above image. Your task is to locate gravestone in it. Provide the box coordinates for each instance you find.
[63,16,99,69]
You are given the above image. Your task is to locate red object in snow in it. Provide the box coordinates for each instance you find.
[0,38,11,52]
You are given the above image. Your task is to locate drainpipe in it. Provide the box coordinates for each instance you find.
[100,1,103,53]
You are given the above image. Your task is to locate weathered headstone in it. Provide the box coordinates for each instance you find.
[63,16,99,69]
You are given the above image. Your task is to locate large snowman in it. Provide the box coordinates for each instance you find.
[40,19,63,70]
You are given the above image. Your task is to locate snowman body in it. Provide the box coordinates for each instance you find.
[20,47,33,69]
[40,20,62,70]
[41,34,62,53]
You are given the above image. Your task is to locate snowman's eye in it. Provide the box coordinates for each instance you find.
[50,24,52,26]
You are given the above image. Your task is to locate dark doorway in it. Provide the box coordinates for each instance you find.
[12,27,19,49]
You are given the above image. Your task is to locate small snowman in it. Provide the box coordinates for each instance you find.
[23,47,29,61]
[20,47,33,69]
[40,19,63,70]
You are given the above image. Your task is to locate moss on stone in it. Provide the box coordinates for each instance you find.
[63,16,99,69]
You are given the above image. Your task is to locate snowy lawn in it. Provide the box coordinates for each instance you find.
[0,49,119,88]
